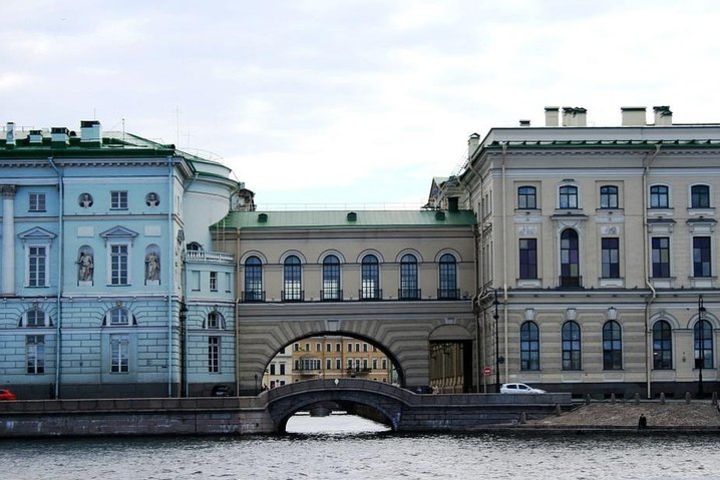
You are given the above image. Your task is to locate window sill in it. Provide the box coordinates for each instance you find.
[688,208,715,216]
[107,284,131,287]
[595,208,624,214]
[516,278,541,288]
[599,278,624,288]
[647,208,673,216]
[25,285,49,289]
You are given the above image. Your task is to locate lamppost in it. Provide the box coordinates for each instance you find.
[697,295,705,398]
[493,289,500,390]
[254,373,259,395]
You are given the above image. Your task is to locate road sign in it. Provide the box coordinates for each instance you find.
[483,366,492,376]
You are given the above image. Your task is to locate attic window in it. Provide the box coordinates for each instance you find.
[435,211,446,221]
[347,212,357,222]
[258,213,268,223]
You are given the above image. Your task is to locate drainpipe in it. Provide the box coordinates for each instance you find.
[501,143,509,381]
[643,144,661,398]
[47,157,63,399]
[235,226,241,396]
[167,155,175,397]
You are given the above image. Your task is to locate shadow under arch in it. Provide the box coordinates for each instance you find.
[263,329,407,388]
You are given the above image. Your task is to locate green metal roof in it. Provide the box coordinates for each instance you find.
[485,139,720,149]
[212,210,477,230]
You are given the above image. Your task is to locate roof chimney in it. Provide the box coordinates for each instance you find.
[653,106,672,126]
[519,119,531,127]
[28,129,43,144]
[562,107,587,127]
[80,120,102,145]
[51,127,70,146]
[5,122,15,148]
[544,107,559,127]
[467,132,480,158]
[621,107,646,126]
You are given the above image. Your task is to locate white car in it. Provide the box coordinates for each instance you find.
[500,383,546,394]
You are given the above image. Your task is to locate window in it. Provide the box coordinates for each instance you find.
[694,319,713,369]
[322,255,341,300]
[361,254,380,300]
[650,185,669,208]
[326,343,332,352]
[26,309,45,327]
[693,237,711,277]
[316,343,321,352]
[110,335,129,373]
[399,254,419,299]
[336,359,341,369]
[562,321,582,370]
[560,229,580,286]
[110,307,129,326]
[244,256,263,301]
[347,358,353,369]
[382,359,387,370]
[652,320,672,370]
[283,255,302,301]
[602,321,622,370]
[336,343,341,352]
[519,239,537,280]
[28,246,47,287]
[347,343,352,352]
[520,321,540,371]
[111,191,128,210]
[294,343,299,352]
[355,343,360,352]
[225,272,231,293]
[280,363,286,375]
[363,359,368,369]
[270,364,276,375]
[207,312,222,329]
[438,254,458,299]
[208,336,220,373]
[373,359,378,369]
[518,186,537,209]
[110,244,129,285]
[558,185,578,209]
[599,185,618,209]
[651,237,671,278]
[601,238,620,279]
[29,193,46,212]
[363,343,368,352]
[326,358,332,369]
[691,185,710,209]
[209,271,218,292]
[26,335,45,374]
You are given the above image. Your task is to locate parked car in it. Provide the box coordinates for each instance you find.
[211,385,232,397]
[500,383,545,394]
[0,388,16,401]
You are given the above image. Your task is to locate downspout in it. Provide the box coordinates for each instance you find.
[643,144,661,398]
[47,157,62,399]
[167,155,175,397]
[501,143,509,381]
[235,226,241,396]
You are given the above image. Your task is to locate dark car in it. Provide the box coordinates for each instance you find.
[211,385,232,397]
[0,388,16,401]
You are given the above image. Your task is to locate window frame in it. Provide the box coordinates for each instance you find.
[517,186,537,210]
[283,255,303,301]
[560,229,580,285]
[651,237,671,278]
[558,185,579,209]
[601,237,620,279]
[649,185,670,209]
[652,320,673,370]
[599,185,619,209]
[520,321,540,371]
[361,254,380,300]
[110,334,130,373]
[602,320,623,370]
[518,238,538,280]
[322,254,341,300]
[28,192,46,212]
[208,336,221,373]
[26,335,45,374]
[399,253,419,299]
[26,244,49,288]
[694,319,714,369]
[108,241,131,286]
[244,256,263,301]
[561,321,582,371]
[438,253,458,299]
[690,184,711,209]
[692,236,712,278]
[110,190,128,210]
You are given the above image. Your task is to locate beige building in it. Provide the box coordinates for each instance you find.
[439,106,720,397]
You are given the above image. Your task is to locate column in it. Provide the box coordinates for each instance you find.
[1,185,16,295]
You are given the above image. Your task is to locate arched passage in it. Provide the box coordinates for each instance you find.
[428,324,474,393]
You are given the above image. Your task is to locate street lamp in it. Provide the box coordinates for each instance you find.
[493,289,500,390]
[697,295,706,398]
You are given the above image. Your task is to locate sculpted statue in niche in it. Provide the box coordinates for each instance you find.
[145,251,160,282]
[79,193,93,208]
[77,249,94,283]
[146,192,159,207]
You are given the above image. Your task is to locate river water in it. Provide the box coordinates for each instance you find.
[3,414,719,480]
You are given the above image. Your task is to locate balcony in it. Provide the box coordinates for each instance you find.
[398,288,421,300]
[281,290,304,302]
[185,250,234,264]
[320,289,343,301]
[359,288,382,301]
[437,288,460,300]
[242,290,265,303]
[559,276,583,288]
[346,367,372,376]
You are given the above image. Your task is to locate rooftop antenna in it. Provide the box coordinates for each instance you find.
[93,107,96,120]
[175,106,180,146]
[122,118,125,142]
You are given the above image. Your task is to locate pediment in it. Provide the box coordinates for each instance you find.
[17,226,57,240]
[99,225,139,239]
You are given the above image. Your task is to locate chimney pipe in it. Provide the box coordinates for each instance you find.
[51,127,70,146]
[544,107,559,127]
[562,107,587,127]
[467,132,480,159]
[5,122,15,148]
[519,119,531,127]
[28,129,43,144]
[621,107,646,126]
[653,106,672,126]
[80,120,102,145]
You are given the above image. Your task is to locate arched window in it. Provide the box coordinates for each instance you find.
[23,309,49,327]
[518,186,537,209]
[108,307,130,326]
[694,319,713,369]
[438,253,458,299]
[559,185,578,209]
[560,229,580,287]
[650,185,669,208]
[244,256,263,302]
[361,255,380,300]
[283,255,302,301]
[562,321,581,370]
[322,255,341,301]
[207,311,224,330]
[602,321,622,370]
[187,242,203,252]
[520,321,540,371]
[652,320,672,370]
[600,185,619,209]
[400,254,419,300]
[691,185,710,209]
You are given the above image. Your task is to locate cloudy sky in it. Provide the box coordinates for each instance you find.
[2,1,719,208]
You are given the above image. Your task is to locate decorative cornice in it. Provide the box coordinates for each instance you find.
[0,185,16,198]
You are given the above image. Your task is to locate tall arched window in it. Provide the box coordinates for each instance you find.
[283,255,302,301]
[438,253,458,299]
[361,255,380,300]
[694,319,713,369]
[520,321,540,371]
[691,185,710,209]
[559,185,578,209]
[244,256,263,302]
[322,255,341,301]
[560,229,580,287]
[562,321,581,370]
[602,320,622,370]
[652,320,672,370]
[400,254,419,300]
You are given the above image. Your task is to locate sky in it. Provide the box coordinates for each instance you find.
[2,0,720,209]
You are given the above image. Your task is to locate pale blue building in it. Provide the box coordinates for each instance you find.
[0,121,242,398]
